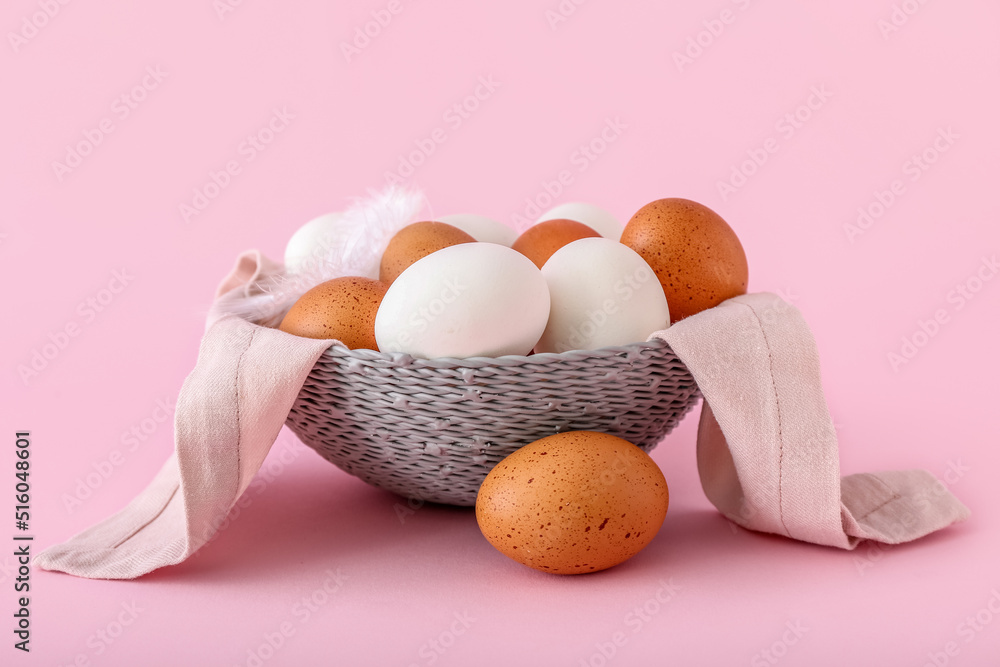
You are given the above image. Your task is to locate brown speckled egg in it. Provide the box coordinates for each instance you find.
[620,198,748,323]
[379,221,475,284]
[278,277,388,349]
[511,219,601,269]
[475,431,669,575]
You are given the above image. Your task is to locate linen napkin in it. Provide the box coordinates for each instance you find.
[36,253,969,579]
[651,293,970,548]
[35,251,335,579]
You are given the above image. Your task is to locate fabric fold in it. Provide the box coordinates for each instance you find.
[652,293,970,549]
[35,251,334,579]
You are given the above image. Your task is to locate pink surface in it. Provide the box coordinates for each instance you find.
[2,1,998,665]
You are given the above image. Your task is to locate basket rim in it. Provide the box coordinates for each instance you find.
[315,337,673,370]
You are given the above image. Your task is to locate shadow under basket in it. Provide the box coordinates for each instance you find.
[285,338,701,506]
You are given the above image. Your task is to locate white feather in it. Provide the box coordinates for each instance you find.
[219,185,428,327]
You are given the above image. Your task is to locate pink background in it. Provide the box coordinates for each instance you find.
[3,0,999,665]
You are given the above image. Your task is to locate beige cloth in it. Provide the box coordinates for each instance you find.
[35,252,334,579]
[653,293,969,548]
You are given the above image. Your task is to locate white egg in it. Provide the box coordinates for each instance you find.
[537,202,623,241]
[375,243,550,359]
[284,213,357,274]
[535,238,669,354]
[436,214,517,246]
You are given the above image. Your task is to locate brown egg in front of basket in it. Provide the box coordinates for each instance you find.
[475,431,669,574]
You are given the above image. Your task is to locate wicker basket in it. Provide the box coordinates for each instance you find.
[285,338,700,506]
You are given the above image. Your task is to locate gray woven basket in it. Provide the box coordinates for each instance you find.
[285,338,700,506]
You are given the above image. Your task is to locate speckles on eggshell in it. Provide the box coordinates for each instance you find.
[278,277,388,349]
[378,221,475,285]
[620,198,748,323]
[474,430,670,575]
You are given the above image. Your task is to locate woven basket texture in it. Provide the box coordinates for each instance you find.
[285,338,700,506]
